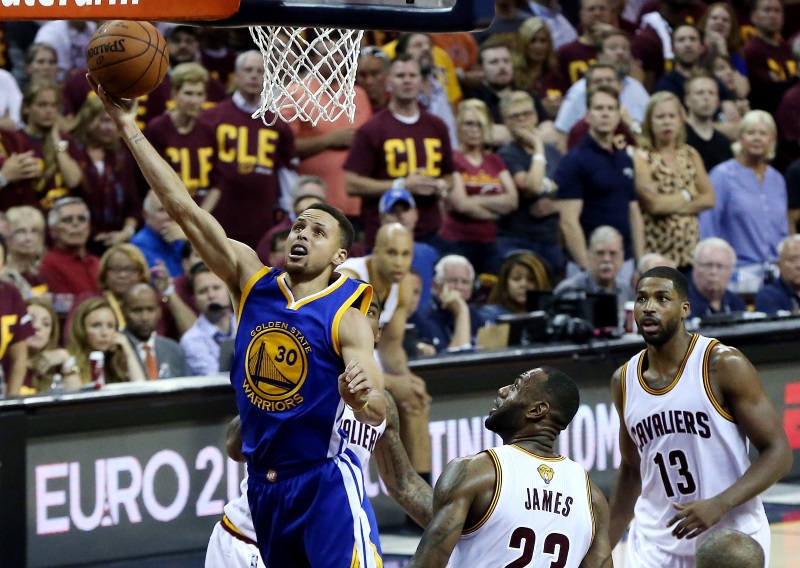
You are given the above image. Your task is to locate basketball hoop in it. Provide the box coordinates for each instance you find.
[249,26,365,126]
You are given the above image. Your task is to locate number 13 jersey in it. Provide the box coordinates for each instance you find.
[448,445,595,568]
[622,334,768,560]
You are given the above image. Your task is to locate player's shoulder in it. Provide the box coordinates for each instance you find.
[706,340,750,374]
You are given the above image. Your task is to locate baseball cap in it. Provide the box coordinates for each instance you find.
[379,188,416,215]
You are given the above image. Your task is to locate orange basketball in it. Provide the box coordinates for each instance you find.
[87,20,169,99]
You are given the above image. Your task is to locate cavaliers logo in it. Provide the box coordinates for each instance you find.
[244,324,309,411]
[538,464,554,485]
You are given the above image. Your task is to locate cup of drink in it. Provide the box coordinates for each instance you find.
[89,351,105,386]
[624,301,637,334]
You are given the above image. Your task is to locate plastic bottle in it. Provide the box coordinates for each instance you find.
[89,351,105,386]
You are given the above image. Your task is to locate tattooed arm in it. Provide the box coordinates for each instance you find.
[580,481,614,568]
[405,452,496,568]
[373,393,433,528]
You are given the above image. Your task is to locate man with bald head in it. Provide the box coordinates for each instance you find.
[338,221,434,513]
[122,283,187,379]
[696,529,765,568]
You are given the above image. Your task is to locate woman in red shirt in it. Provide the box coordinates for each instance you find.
[439,99,518,275]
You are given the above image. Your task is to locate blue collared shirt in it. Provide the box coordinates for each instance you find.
[130,225,185,278]
[179,313,236,376]
[699,159,789,266]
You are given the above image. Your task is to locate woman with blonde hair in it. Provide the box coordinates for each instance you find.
[479,252,552,324]
[66,297,145,387]
[440,99,518,275]
[4,206,48,294]
[23,297,76,393]
[634,91,715,272]
[514,17,568,120]
[19,81,83,211]
[91,243,196,337]
[699,110,789,292]
[24,43,59,88]
[71,96,139,254]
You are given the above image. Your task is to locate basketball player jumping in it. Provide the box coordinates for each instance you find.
[406,366,613,568]
[206,297,433,567]
[609,266,792,567]
[90,78,388,567]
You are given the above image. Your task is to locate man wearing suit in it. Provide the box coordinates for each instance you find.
[122,283,187,379]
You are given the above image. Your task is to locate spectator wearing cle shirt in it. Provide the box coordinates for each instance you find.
[0,233,34,395]
[556,0,615,85]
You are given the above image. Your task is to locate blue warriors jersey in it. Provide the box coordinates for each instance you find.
[233,268,373,471]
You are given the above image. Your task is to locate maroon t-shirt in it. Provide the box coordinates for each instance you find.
[139,74,228,128]
[0,280,34,385]
[0,129,37,212]
[775,83,800,169]
[21,131,83,212]
[73,143,141,248]
[144,114,219,203]
[62,68,92,117]
[567,119,637,150]
[528,72,570,107]
[201,49,237,89]
[440,151,508,244]
[343,108,454,248]
[635,0,708,27]
[199,99,297,248]
[557,41,599,85]
[744,35,796,113]
[632,26,669,77]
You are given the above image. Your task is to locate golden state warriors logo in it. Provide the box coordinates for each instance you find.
[538,464,554,485]
[243,322,310,412]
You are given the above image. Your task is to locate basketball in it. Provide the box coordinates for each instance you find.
[87,20,169,99]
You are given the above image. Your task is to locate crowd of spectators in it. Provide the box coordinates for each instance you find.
[4,0,800,400]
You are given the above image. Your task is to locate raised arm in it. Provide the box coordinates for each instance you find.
[338,307,387,426]
[373,392,434,528]
[580,481,614,568]
[405,453,494,568]
[608,365,642,548]
[88,78,262,300]
[667,345,792,540]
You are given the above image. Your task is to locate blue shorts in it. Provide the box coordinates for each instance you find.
[247,450,382,568]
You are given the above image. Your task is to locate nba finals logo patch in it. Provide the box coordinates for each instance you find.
[538,464,554,484]
[244,321,310,412]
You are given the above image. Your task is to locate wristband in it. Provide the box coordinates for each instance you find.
[681,189,692,202]
[161,283,176,302]
[392,177,406,191]
[0,172,7,188]
[349,399,369,413]
[532,154,546,164]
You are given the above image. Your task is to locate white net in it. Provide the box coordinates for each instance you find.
[249,26,365,126]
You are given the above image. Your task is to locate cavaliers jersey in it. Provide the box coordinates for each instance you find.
[232,267,372,472]
[622,334,769,561]
[449,445,595,568]
[223,406,387,543]
[338,256,399,326]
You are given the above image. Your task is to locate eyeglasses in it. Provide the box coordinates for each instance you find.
[359,46,390,61]
[59,215,89,224]
[696,262,731,272]
[505,109,535,121]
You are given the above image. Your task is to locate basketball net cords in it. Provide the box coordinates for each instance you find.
[249,26,365,126]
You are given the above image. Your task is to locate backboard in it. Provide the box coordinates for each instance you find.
[0,0,493,32]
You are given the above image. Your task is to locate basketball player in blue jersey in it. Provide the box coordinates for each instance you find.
[406,367,613,568]
[609,266,792,567]
[206,297,433,567]
[89,78,389,567]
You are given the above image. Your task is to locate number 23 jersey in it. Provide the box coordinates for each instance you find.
[622,334,768,557]
[449,445,595,568]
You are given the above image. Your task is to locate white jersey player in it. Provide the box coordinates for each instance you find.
[609,267,792,568]
[406,367,613,568]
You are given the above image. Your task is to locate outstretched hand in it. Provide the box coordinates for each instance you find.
[338,359,373,411]
[86,74,138,123]
[666,498,728,540]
